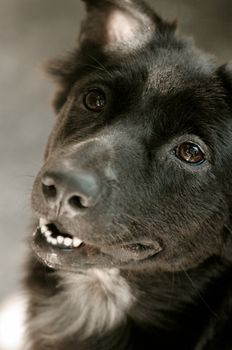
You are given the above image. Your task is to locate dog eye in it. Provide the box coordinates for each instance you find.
[83,89,106,112]
[176,142,205,165]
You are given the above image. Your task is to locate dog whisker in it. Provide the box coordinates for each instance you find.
[86,54,115,80]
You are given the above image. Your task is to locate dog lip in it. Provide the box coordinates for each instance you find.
[100,241,162,262]
[31,219,162,270]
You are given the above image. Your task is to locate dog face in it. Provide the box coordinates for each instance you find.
[31,0,232,274]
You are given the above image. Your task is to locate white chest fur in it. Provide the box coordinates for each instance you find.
[31,268,135,342]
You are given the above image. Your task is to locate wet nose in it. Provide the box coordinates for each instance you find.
[41,170,101,215]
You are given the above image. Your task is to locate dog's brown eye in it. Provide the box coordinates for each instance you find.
[176,142,205,164]
[83,89,106,112]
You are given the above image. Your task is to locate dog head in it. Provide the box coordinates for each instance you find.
[31,0,232,273]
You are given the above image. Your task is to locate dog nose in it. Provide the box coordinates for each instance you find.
[41,170,101,214]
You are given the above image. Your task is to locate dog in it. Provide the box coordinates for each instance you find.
[25,0,232,349]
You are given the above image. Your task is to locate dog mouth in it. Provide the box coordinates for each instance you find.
[38,219,84,249]
[31,218,162,271]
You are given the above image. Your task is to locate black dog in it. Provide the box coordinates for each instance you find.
[26,0,232,349]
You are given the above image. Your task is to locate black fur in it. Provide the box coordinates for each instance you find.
[25,0,232,349]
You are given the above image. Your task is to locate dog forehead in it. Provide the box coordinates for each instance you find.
[146,65,185,95]
[145,48,216,95]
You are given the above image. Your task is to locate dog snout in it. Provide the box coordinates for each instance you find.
[41,168,101,216]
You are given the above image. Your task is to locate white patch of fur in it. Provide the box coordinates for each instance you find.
[0,294,27,350]
[107,8,154,51]
[30,268,135,342]
[108,10,137,44]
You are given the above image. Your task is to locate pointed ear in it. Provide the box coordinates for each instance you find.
[79,0,173,53]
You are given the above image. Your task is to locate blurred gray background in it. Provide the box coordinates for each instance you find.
[0,0,231,301]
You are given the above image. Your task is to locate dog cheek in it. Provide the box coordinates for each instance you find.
[146,187,227,270]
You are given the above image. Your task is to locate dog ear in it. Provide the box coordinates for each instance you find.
[79,0,173,53]
[46,0,176,113]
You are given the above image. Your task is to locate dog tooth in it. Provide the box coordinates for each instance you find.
[73,237,83,248]
[46,236,53,243]
[41,225,48,234]
[64,237,73,247]
[51,238,57,245]
[57,236,64,245]
[45,230,52,238]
